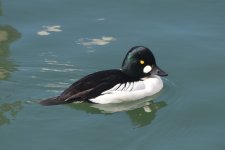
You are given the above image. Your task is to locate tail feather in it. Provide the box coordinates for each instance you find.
[39,97,68,106]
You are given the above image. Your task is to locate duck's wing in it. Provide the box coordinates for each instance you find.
[40,69,132,105]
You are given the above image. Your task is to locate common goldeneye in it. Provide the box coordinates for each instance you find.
[40,46,168,105]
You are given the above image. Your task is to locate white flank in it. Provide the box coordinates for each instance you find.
[90,75,163,104]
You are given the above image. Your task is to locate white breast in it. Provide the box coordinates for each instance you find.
[89,75,164,104]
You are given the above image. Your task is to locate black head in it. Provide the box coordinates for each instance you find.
[121,46,168,79]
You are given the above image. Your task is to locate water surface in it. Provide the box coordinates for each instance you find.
[0,0,225,150]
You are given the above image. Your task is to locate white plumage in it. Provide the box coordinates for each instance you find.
[90,75,163,104]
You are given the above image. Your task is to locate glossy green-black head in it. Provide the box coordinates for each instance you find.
[121,46,168,79]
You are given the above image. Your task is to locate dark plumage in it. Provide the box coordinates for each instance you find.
[40,70,138,105]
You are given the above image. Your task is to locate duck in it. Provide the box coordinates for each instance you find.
[40,46,168,106]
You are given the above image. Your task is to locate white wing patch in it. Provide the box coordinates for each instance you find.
[123,82,130,91]
[90,75,164,104]
[107,84,120,91]
[116,83,126,91]
[102,81,145,95]
[127,82,134,91]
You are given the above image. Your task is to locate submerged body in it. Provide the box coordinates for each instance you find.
[40,46,167,106]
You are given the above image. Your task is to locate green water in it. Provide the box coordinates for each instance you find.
[1,0,225,149]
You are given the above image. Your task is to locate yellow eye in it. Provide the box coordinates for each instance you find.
[140,60,145,65]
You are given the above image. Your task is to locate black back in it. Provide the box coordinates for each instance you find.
[40,69,138,105]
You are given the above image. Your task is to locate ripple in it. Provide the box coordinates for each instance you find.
[37,82,70,94]
[41,68,78,72]
[40,58,81,73]
[44,59,74,67]
[160,78,180,104]
[44,82,69,88]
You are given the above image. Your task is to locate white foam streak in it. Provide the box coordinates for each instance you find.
[37,25,62,36]
[77,36,116,48]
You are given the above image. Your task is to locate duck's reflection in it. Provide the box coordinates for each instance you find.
[0,25,21,80]
[126,101,167,127]
[0,101,23,126]
[69,97,167,127]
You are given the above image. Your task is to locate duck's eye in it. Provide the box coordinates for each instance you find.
[139,60,145,65]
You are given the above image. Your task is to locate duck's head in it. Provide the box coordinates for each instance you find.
[121,46,168,79]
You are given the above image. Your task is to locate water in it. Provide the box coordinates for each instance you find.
[1,0,225,149]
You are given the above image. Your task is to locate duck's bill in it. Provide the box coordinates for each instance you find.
[151,65,168,77]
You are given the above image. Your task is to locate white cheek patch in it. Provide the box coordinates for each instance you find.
[143,65,152,73]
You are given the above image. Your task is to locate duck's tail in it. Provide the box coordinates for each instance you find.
[39,97,68,106]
